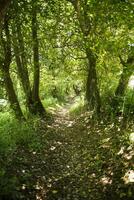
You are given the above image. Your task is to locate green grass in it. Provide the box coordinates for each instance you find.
[0,112,41,148]
[42,97,60,109]
[69,96,86,116]
[0,112,43,196]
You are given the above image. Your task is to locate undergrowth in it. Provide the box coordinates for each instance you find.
[69,96,85,116]
[0,112,42,198]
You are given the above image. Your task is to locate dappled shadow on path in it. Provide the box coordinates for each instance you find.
[4,106,134,200]
[42,111,134,200]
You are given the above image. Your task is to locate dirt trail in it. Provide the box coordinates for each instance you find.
[12,104,134,200]
[42,106,134,200]
[49,103,76,129]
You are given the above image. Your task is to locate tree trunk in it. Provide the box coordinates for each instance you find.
[10,0,39,116]
[68,0,101,114]
[1,18,24,120]
[31,1,46,116]
[12,23,36,115]
[112,55,134,108]
[3,70,24,120]
[86,47,101,113]
[115,56,134,97]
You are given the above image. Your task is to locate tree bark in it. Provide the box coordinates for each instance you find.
[1,18,24,120]
[115,55,134,97]
[32,0,46,116]
[0,0,11,22]
[112,55,134,110]
[67,0,101,114]
[3,70,25,120]
[85,47,101,113]
[12,23,35,114]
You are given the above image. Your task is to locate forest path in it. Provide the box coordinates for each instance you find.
[54,104,73,123]
[48,101,76,129]
[15,103,134,200]
[39,105,134,200]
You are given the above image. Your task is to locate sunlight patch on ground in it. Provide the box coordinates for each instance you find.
[100,176,112,185]
[36,179,47,200]
[100,137,111,148]
[123,149,134,160]
[123,170,134,184]
[129,132,134,143]
[67,121,74,127]
[50,146,56,151]
[117,147,125,155]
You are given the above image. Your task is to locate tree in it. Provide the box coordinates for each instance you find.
[31,0,46,116]
[1,0,133,119]
[0,17,24,120]
[11,21,35,115]
[9,0,46,116]
[67,0,101,114]
[10,0,36,115]
[115,53,134,98]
